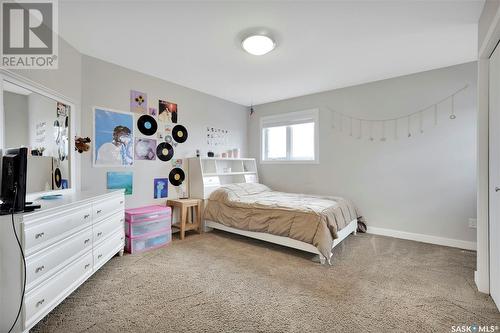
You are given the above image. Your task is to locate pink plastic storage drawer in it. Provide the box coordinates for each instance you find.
[125,205,171,238]
[125,205,171,224]
[125,218,171,238]
[125,229,171,254]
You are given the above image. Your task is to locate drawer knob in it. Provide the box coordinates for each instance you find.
[97,232,102,237]
[35,232,45,239]
[36,299,45,307]
[97,209,102,214]
[84,263,90,269]
[84,238,90,244]
[120,219,124,223]
[98,254,102,259]
[35,265,45,273]
[120,201,124,204]
[84,214,90,219]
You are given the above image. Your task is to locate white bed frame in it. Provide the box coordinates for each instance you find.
[205,218,358,264]
[188,157,358,264]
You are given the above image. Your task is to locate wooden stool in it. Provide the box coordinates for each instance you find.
[167,199,202,240]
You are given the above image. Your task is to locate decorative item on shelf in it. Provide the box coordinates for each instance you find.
[74,136,91,153]
[222,152,227,158]
[223,167,232,173]
[196,149,200,157]
[227,150,233,158]
[31,147,45,156]
[207,151,214,158]
[232,148,240,158]
[54,167,62,188]
[328,84,468,142]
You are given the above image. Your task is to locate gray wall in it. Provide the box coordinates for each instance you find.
[81,56,248,208]
[3,92,29,148]
[249,62,477,244]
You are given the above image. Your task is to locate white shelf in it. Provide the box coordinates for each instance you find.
[204,172,257,177]
[200,157,254,161]
[188,157,259,199]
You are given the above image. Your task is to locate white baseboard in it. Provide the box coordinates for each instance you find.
[366,226,477,251]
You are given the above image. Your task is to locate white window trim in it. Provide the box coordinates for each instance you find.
[260,108,319,164]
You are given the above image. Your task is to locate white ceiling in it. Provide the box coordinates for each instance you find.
[59,0,484,106]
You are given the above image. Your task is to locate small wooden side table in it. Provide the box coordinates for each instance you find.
[167,199,202,240]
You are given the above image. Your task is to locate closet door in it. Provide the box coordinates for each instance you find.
[489,43,500,308]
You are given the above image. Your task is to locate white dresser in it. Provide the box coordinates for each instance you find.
[0,190,125,333]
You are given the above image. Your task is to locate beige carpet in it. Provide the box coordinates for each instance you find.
[31,231,499,333]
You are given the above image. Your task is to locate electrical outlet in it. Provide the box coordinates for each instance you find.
[468,218,477,229]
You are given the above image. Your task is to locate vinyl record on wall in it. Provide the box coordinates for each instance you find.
[156,142,174,162]
[54,168,62,188]
[137,114,158,136]
[172,124,188,143]
[169,167,185,186]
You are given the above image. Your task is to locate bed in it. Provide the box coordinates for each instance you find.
[203,183,359,264]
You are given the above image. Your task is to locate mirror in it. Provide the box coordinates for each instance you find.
[2,80,71,194]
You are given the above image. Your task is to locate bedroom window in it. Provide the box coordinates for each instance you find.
[261,109,319,163]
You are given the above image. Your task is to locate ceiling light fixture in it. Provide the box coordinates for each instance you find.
[241,35,275,56]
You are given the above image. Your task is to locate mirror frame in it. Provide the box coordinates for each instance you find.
[0,70,78,200]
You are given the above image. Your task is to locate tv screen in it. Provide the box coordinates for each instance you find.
[0,147,27,212]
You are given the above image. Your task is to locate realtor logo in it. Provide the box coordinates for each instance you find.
[1,0,58,69]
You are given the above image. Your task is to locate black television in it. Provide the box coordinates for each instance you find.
[0,147,27,213]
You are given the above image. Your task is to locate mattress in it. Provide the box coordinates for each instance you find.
[204,183,359,258]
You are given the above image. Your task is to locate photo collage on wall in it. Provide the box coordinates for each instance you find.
[93,89,189,198]
[207,126,230,146]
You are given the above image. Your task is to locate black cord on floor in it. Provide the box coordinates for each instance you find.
[7,187,25,333]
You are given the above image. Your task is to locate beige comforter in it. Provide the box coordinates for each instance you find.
[204,183,359,259]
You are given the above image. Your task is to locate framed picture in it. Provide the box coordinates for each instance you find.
[134,138,156,160]
[107,171,133,195]
[153,178,168,199]
[93,107,134,167]
[130,90,147,113]
[158,100,178,123]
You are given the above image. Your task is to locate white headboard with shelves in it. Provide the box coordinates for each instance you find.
[188,157,258,199]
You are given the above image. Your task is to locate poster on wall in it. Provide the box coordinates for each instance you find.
[158,100,178,123]
[206,126,230,146]
[153,178,168,199]
[107,171,133,195]
[94,107,134,167]
[134,138,156,160]
[130,90,147,114]
[57,102,70,117]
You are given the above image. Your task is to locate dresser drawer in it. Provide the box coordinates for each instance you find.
[24,251,93,329]
[25,227,93,291]
[94,231,124,270]
[93,196,125,222]
[23,205,92,255]
[94,212,124,245]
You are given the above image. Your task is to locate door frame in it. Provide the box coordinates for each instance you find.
[478,6,500,294]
